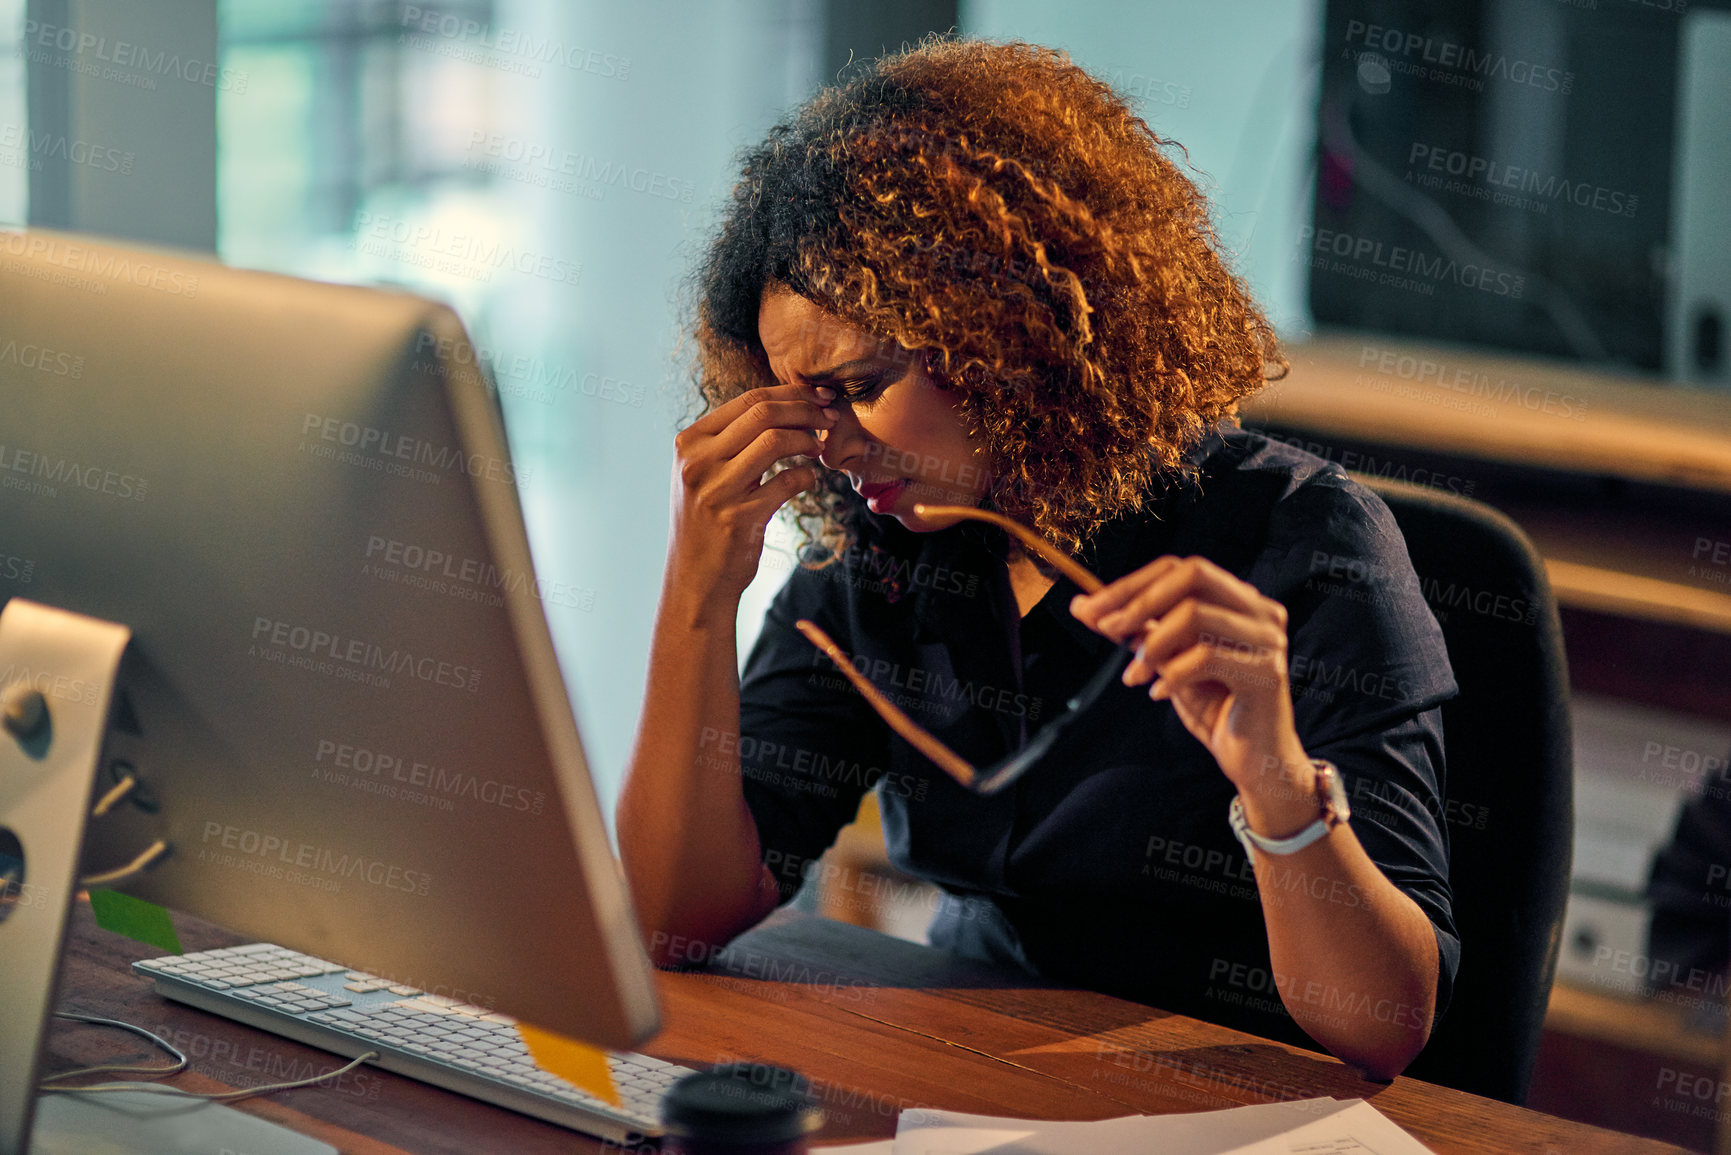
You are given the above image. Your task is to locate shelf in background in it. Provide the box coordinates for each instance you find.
[1243,331,1731,637]
[1547,980,1725,1070]
[1243,332,1731,495]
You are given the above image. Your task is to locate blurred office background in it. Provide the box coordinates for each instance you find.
[0,0,1333,817]
[4,0,1731,1148]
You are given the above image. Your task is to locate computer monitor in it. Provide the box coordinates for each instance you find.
[0,230,659,1148]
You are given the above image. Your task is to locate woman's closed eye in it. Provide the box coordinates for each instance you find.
[832,376,886,406]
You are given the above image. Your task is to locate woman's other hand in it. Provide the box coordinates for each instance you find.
[1070,557,1320,835]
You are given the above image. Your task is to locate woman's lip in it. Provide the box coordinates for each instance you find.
[858,479,909,513]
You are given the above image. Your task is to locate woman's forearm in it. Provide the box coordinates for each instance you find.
[1070,562,1441,1078]
[617,571,781,967]
[620,384,833,966]
[1248,821,1439,1080]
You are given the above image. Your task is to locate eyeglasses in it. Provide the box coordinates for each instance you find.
[794,503,1134,795]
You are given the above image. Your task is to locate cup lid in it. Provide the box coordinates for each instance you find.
[660,1063,824,1144]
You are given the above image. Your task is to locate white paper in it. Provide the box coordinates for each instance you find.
[891,1098,1433,1155]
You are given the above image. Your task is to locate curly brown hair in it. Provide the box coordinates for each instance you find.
[690,36,1285,557]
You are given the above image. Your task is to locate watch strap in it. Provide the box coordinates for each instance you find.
[1228,760,1349,859]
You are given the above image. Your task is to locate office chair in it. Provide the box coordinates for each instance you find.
[1356,475,1574,1105]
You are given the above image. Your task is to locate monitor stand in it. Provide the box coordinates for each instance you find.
[28,1091,337,1155]
[0,598,235,1155]
[1,600,328,1155]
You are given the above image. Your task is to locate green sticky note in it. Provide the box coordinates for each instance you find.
[88,889,182,955]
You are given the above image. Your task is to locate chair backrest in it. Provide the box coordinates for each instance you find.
[1357,476,1574,1104]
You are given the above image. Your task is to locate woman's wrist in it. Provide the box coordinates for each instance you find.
[659,558,745,632]
[1235,754,1323,840]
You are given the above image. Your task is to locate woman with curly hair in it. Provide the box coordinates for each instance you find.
[618,38,1456,1080]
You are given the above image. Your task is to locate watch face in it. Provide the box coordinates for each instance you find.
[1317,761,1350,825]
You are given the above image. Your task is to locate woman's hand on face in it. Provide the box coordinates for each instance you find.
[668,383,838,606]
[1070,557,1316,819]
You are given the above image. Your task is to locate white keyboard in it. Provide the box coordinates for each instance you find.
[134,942,697,1142]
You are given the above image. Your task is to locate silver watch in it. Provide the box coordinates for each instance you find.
[1228,760,1350,859]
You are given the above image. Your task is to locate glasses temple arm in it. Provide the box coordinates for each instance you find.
[793,619,979,791]
[910,505,1104,594]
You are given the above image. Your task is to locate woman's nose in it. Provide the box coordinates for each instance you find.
[817,404,866,473]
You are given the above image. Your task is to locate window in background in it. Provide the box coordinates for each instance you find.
[959,0,1323,338]
[0,0,28,224]
[218,0,508,323]
[216,0,830,817]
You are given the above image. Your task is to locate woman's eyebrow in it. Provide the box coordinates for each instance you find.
[797,356,882,383]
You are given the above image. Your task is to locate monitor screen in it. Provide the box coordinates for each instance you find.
[0,229,658,1050]
[1312,0,1689,374]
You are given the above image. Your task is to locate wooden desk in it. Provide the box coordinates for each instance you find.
[44,900,1686,1154]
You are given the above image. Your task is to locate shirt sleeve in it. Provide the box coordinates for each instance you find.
[737,561,890,904]
[1260,469,1463,1020]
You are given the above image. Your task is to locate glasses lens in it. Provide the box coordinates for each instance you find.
[969,642,1135,795]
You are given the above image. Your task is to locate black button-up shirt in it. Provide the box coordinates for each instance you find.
[737,427,1461,1050]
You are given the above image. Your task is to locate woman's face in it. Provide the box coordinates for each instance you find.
[759,289,989,532]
